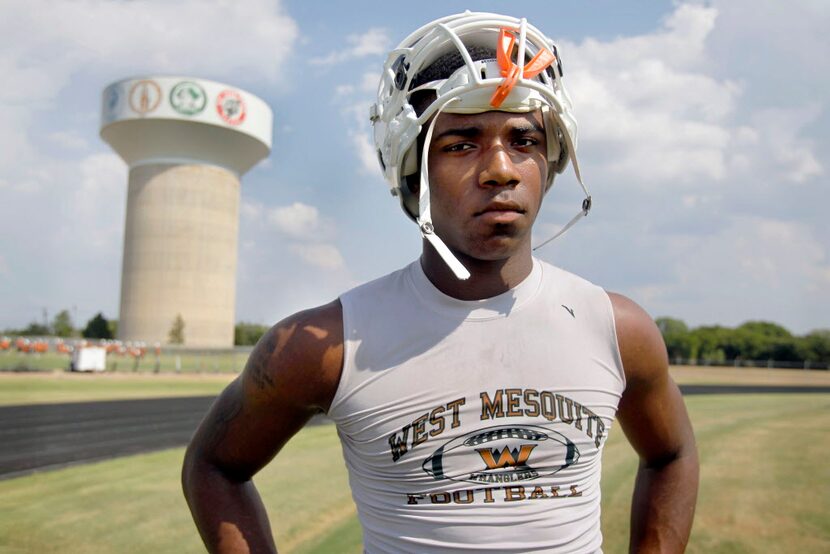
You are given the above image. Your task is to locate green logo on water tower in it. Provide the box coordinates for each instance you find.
[170,81,207,116]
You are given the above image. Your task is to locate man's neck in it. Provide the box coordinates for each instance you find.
[420,244,534,301]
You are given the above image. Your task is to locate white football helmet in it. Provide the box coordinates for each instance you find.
[370,11,591,280]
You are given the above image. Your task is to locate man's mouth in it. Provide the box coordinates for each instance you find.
[474,202,526,223]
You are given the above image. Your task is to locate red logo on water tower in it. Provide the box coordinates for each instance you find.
[216,90,246,125]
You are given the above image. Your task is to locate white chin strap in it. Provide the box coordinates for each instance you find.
[417,99,471,280]
[532,194,592,252]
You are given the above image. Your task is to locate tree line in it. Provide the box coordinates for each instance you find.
[3,310,116,340]
[2,310,270,347]
[656,318,829,365]
[5,309,828,363]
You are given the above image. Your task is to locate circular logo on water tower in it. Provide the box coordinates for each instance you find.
[216,89,246,125]
[170,81,207,116]
[128,80,162,115]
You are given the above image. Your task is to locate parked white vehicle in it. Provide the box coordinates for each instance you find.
[70,346,107,372]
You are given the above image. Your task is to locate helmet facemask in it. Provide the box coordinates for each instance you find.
[371,12,591,280]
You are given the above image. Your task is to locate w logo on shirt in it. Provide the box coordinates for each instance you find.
[422,424,580,484]
[476,444,537,470]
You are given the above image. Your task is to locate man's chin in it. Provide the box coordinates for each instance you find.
[457,235,531,263]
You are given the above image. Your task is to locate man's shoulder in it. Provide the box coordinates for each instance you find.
[339,260,417,302]
[536,257,607,297]
[246,298,344,413]
[605,292,668,385]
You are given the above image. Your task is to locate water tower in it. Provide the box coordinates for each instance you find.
[100,77,272,348]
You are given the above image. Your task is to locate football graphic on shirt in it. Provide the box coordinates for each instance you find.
[422,424,579,485]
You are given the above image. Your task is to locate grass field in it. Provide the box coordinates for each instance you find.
[1,392,828,553]
[0,372,234,406]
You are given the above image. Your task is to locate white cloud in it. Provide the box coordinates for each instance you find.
[331,69,384,177]
[268,202,320,237]
[290,243,345,270]
[350,130,380,175]
[48,131,89,152]
[664,216,830,327]
[563,4,740,186]
[361,71,381,93]
[249,199,345,272]
[48,152,127,253]
[311,28,390,65]
[335,84,355,97]
[1,0,298,91]
[749,105,823,184]
[240,200,264,223]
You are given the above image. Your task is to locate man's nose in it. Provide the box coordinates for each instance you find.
[478,146,521,188]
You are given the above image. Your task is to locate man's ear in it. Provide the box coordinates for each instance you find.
[405,172,420,195]
[400,172,421,220]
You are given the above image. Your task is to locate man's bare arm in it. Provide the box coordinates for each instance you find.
[182,300,344,553]
[610,292,699,553]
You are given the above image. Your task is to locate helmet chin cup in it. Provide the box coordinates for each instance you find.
[371,12,591,278]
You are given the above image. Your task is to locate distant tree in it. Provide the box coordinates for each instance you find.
[52,310,75,337]
[108,319,118,339]
[234,322,269,346]
[734,321,798,361]
[689,326,732,362]
[655,317,688,335]
[737,321,793,338]
[798,329,830,363]
[18,322,50,336]
[655,317,691,359]
[651,318,827,366]
[82,313,113,339]
[168,314,185,345]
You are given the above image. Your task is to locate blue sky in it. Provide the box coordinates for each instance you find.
[1,0,828,334]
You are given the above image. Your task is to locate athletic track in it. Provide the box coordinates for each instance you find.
[2,385,828,480]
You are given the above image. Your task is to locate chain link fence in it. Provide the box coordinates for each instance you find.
[2,338,827,373]
[669,357,828,370]
[0,344,254,374]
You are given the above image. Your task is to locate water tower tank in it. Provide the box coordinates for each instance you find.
[100,76,272,348]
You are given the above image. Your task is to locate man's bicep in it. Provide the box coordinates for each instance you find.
[610,292,694,464]
[616,372,693,466]
[187,303,344,480]
[188,369,316,482]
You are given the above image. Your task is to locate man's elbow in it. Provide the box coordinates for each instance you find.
[642,440,698,472]
[182,440,253,500]
[181,440,203,503]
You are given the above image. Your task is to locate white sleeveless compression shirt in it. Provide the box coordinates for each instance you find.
[329,258,625,553]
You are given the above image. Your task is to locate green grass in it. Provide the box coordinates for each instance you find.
[0,374,234,406]
[1,394,828,553]
[0,425,358,554]
[601,394,830,553]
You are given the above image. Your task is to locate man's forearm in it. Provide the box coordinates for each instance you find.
[629,448,699,553]
[183,461,278,554]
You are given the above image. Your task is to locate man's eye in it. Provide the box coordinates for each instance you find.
[443,143,474,152]
[514,138,540,148]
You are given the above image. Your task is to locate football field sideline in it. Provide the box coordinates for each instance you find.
[0,392,826,553]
